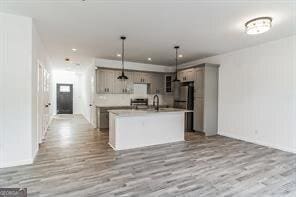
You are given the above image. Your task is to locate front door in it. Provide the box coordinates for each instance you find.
[57,84,73,114]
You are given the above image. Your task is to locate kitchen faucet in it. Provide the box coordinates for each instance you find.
[153,95,159,111]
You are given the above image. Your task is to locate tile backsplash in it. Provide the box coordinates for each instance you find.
[95,94,174,107]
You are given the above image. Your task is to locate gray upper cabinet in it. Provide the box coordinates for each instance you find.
[177,71,184,82]
[185,68,196,82]
[194,67,204,98]
[113,71,133,94]
[150,73,164,94]
[96,68,168,95]
[96,69,115,93]
[178,68,195,82]
[133,72,151,84]
[123,71,134,94]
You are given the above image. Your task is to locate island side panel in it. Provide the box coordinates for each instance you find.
[115,112,185,150]
[108,112,116,149]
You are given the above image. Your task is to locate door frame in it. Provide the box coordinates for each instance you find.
[37,62,44,145]
[56,83,73,114]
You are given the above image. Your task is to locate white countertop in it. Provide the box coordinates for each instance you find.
[108,108,192,117]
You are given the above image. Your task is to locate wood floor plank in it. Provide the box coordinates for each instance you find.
[0,115,295,197]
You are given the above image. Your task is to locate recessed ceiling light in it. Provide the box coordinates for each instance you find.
[72,48,77,52]
[178,54,183,58]
[245,17,272,35]
[148,57,152,61]
[117,53,121,57]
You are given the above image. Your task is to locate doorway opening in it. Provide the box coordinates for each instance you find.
[57,84,73,114]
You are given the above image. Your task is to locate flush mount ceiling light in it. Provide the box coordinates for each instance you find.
[117,36,128,80]
[147,57,152,61]
[72,48,77,52]
[245,17,272,35]
[178,54,183,58]
[116,53,121,57]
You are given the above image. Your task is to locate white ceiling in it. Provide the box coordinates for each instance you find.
[1,0,296,68]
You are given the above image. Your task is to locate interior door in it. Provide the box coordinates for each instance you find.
[57,84,73,114]
[37,63,44,144]
[43,69,50,139]
[90,73,96,127]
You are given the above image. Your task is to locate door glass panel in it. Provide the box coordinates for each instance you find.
[60,85,70,92]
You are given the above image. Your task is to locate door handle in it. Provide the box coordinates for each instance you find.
[89,104,92,107]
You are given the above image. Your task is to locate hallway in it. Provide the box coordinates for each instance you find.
[0,115,295,196]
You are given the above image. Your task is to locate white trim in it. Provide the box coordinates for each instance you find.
[0,158,33,169]
[219,132,296,154]
[108,142,117,151]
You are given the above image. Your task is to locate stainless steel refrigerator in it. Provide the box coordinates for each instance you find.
[174,82,194,131]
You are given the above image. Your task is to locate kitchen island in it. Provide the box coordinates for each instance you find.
[108,108,191,150]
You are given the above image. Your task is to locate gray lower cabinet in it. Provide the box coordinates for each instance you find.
[194,98,204,132]
[100,112,109,129]
[96,106,131,129]
[193,64,219,136]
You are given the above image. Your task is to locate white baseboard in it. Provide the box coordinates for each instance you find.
[0,158,33,169]
[219,132,296,154]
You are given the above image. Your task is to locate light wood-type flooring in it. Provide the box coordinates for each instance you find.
[0,115,295,197]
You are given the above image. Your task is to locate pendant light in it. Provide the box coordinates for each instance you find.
[173,46,180,82]
[117,36,128,80]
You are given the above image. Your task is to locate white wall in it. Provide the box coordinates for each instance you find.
[0,13,49,168]
[51,70,83,115]
[32,22,49,159]
[0,13,32,167]
[80,63,96,126]
[181,35,296,153]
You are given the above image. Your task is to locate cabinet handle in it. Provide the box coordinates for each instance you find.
[104,88,106,92]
